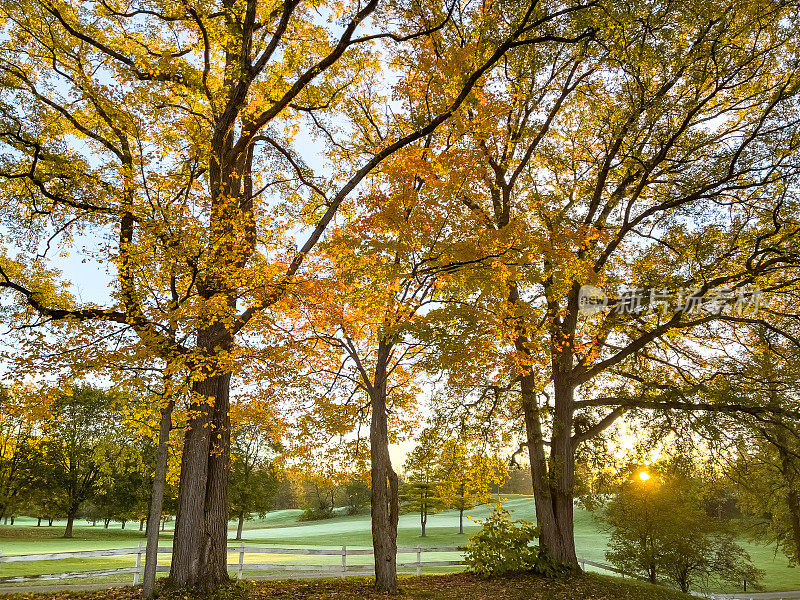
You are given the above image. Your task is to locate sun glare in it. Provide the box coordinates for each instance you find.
[638,471,651,482]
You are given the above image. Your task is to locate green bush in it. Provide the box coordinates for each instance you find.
[298,506,335,521]
[461,505,569,578]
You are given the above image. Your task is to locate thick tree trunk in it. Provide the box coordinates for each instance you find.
[514,280,579,569]
[370,341,399,593]
[168,323,232,590]
[236,513,245,541]
[64,507,78,538]
[544,375,578,566]
[143,397,175,599]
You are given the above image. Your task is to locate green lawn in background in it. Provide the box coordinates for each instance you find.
[1,495,799,593]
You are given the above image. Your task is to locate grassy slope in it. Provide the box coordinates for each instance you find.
[0,572,693,600]
[1,496,798,592]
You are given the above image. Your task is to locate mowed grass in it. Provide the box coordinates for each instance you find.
[2,496,799,592]
[0,572,695,600]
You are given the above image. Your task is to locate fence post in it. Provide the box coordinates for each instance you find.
[133,542,142,585]
[237,541,245,579]
[341,545,347,579]
[416,545,422,577]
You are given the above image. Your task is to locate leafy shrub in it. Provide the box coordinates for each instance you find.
[461,505,569,578]
[298,506,335,521]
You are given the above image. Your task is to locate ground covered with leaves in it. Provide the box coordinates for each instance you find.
[0,573,690,600]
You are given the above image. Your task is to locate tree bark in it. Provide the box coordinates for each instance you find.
[370,340,399,593]
[459,507,464,535]
[236,512,245,541]
[167,347,232,589]
[36,517,41,527]
[513,278,580,568]
[64,506,78,538]
[143,397,175,599]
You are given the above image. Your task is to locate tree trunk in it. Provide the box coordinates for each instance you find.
[168,327,232,590]
[514,279,579,569]
[143,396,175,599]
[236,512,245,541]
[2,516,6,525]
[420,506,426,537]
[121,520,126,529]
[139,518,145,531]
[370,340,399,593]
[104,519,110,529]
[64,507,78,538]
[459,507,464,535]
[48,517,53,526]
[37,517,41,527]
[9,516,13,525]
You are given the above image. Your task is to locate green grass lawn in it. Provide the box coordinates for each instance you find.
[1,495,798,593]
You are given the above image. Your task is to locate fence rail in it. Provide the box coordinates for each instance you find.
[0,545,620,585]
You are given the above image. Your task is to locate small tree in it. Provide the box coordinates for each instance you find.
[603,462,763,592]
[95,443,150,529]
[32,386,127,538]
[401,480,443,538]
[438,442,506,534]
[229,403,281,540]
[403,431,445,537]
[344,477,371,515]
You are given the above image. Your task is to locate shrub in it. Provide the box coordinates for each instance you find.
[298,506,335,521]
[461,505,568,578]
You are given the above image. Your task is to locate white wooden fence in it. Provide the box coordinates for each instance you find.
[0,544,466,584]
[0,545,631,586]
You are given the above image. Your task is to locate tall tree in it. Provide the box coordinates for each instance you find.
[406,0,800,565]
[0,0,595,589]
